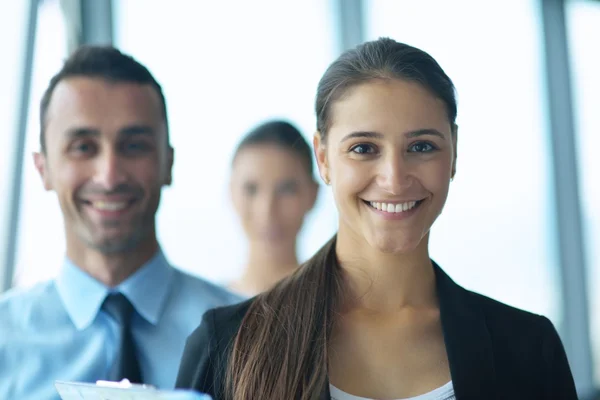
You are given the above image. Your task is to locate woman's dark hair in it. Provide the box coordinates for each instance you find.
[316,37,457,140]
[225,37,457,400]
[232,120,314,179]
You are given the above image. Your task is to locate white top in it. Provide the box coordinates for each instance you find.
[329,381,455,400]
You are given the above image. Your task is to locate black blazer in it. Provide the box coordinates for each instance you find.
[175,264,578,399]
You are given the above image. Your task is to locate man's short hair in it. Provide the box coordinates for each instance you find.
[39,45,169,152]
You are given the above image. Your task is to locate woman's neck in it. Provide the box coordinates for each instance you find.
[232,242,299,296]
[336,230,437,312]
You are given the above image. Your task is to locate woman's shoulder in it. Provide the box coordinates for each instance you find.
[211,297,255,328]
[465,289,576,396]
[465,288,551,328]
[435,262,553,332]
[189,297,255,347]
[461,287,567,359]
[436,263,562,354]
[176,298,256,394]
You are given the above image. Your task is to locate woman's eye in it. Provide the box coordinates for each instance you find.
[243,183,258,196]
[350,144,376,154]
[408,142,437,153]
[277,181,298,195]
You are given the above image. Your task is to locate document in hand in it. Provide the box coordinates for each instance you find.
[54,380,212,400]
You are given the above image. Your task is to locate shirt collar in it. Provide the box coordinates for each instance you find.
[55,250,174,330]
[116,251,174,326]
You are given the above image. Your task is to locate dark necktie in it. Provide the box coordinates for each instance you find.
[101,293,143,383]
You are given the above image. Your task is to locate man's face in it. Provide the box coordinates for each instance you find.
[34,77,173,254]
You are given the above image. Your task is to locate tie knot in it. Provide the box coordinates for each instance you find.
[102,293,135,326]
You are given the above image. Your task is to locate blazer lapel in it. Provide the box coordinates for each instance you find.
[434,263,497,400]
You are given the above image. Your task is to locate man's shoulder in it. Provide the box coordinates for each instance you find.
[171,268,244,306]
[0,280,61,338]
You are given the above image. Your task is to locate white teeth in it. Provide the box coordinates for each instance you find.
[91,201,128,211]
[369,200,418,213]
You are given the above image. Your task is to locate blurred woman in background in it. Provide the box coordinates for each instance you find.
[227,120,318,297]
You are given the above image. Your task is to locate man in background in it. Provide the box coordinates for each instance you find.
[0,46,241,400]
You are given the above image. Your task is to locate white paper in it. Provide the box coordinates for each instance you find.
[55,381,212,400]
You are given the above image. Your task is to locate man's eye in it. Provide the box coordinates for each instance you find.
[69,141,96,155]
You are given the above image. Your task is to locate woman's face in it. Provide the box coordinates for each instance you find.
[231,144,317,249]
[314,78,456,254]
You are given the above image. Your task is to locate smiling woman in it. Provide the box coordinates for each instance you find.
[175,38,578,400]
[227,120,318,297]
[315,78,456,255]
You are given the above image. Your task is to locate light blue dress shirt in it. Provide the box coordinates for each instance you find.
[0,250,242,400]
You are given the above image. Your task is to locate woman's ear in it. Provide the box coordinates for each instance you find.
[229,166,240,211]
[451,124,458,180]
[313,131,330,185]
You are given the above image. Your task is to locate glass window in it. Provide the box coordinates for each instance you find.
[113,0,339,283]
[566,0,600,385]
[365,0,562,323]
[0,1,29,290]
[12,0,68,287]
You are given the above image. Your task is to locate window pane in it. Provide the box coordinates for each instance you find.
[114,0,338,283]
[0,1,29,289]
[13,0,68,287]
[365,0,561,322]
[566,0,600,385]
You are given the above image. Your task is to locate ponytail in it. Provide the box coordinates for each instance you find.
[225,236,341,399]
